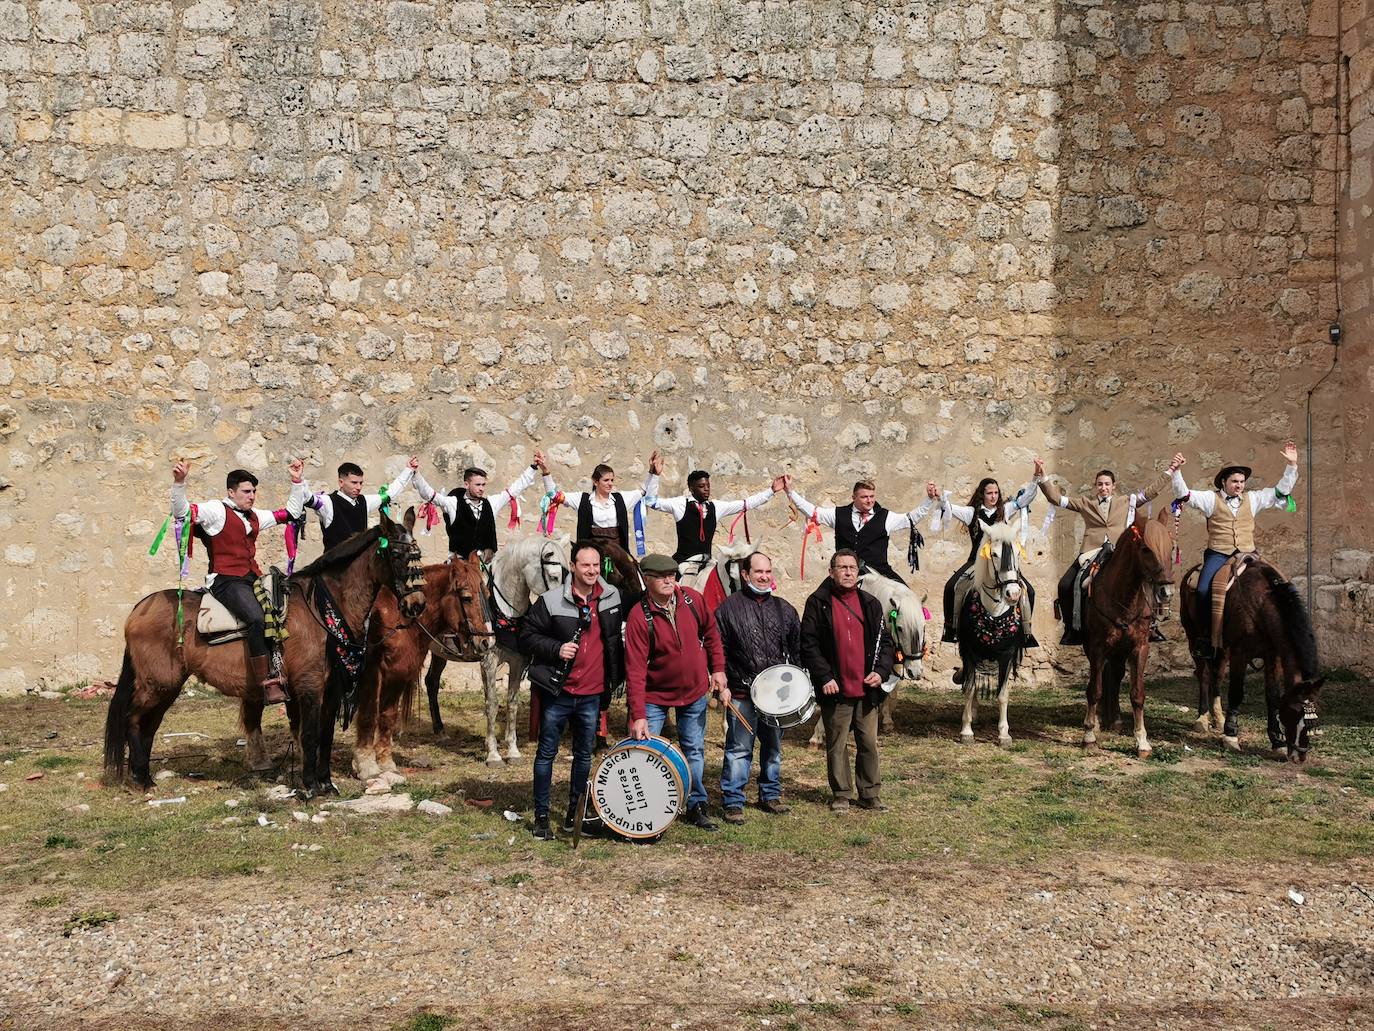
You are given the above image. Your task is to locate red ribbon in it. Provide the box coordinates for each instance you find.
[417,500,441,534]
[508,496,521,531]
[728,499,752,544]
[799,510,822,579]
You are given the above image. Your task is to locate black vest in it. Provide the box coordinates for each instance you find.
[673,501,717,563]
[834,503,899,579]
[322,491,370,551]
[966,508,1001,562]
[576,492,629,552]
[445,490,497,558]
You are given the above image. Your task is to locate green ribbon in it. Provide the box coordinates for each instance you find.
[149,514,171,556]
[1276,491,1297,513]
[378,536,390,550]
[378,484,391,514]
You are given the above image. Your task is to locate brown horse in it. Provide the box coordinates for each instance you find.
[350,557,492,781]
[1080,509,1176,759]
[104,510,425,796]
[1180,559,1323,760]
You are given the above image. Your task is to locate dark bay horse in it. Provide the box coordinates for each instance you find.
[351,556,492,780]
[1180,559,1323,760]
[104,510,424,796]
[1080,509,1176,759]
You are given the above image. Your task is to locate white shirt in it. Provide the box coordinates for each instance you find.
[647,485,776,521]
[550,473,658,528]
[170,483,305,586]
[941,476,1040,527]
[413,466,545,523]
[1172,464,1298,518]
[297,467,414,528]
[787,489,936,532]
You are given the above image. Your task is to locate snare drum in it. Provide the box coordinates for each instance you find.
[589,735,689,839]
[750,663,817,729]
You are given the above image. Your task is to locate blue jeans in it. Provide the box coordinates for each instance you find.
[1197,548,1231,596]
[720,695,782,809]
[645,693,708,808]
[532,690,600,819]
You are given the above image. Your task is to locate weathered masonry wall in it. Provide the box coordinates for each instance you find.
[0,0,1356,692]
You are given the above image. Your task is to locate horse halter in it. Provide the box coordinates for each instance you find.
[383,529,426,617]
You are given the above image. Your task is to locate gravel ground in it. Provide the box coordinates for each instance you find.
[2,853,1371,1030]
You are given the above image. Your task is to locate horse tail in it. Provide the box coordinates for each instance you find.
[103,649,136,779]
[399,670,418,731]
[1263,566,1319,680]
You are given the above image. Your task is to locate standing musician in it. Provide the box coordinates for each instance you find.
[1173,440,1300,659]
[171,458,307,704]
[1037,453,1185,645]
[800,549,896,814]
[296,457,419,551]
[414,450,551,559]
[624,553,728,831]
[545,452,661,554]
[934,468,1040,648]
[519,540,625,841]
[643,453,783,563]
[784,476,937,585]
[714,551,800,824]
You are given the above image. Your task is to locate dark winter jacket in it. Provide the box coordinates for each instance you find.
[800,578,896,703]
[714,588,802,694]
[519,577,624,696]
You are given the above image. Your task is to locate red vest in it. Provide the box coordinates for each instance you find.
[203,506,262,578]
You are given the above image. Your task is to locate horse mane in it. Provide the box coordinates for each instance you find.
[1262,564,1320,680]
[292,524,385,580]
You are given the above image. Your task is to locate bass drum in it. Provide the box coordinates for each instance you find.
[750,663,816,729]
[589,735,690,840]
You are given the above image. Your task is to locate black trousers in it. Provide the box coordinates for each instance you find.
[209,575,268,656]
[1057,562,1079,627]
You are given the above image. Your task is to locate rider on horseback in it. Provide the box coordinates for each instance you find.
[785,476,937,585]
[643,451,782,564]
[414,450,551,560]
[171,458,306,704]
[1037,453,1184,646]
[1173,440,1299,660]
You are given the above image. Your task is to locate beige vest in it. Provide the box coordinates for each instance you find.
[1206,492,1255,554]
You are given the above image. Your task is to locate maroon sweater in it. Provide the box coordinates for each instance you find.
[625,586,725,720]
[562,582,605,697]
[830,586,868,699]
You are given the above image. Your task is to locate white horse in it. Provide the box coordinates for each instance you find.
[806,569,928,746]
[678,539,759,598]
[956,521,1029,748]
[424,533,570,766]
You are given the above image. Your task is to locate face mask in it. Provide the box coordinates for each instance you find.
[744,581,773,596]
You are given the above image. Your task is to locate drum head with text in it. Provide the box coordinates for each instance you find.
[591,743,686,839]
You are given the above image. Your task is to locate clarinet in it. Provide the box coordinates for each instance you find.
[551,605,591,691]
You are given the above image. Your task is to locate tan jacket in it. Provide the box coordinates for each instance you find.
[1040,472,1168,558]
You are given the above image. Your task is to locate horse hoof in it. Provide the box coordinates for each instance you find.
[506,749,523,762]
[807,740,824,751]
[1271,746,1288,762]
[959,733,974,746]
[318,781,339,797]
[301,787,318,802]
[1137,748,1152,761]
[1222,735,1240,752]
[1081,738,1098,752]
[485,757,505,769]
[997,736,1013,749]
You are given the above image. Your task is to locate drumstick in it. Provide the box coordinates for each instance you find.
[722,696,754,736]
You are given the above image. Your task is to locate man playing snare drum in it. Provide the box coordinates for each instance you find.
[713,551,801,824]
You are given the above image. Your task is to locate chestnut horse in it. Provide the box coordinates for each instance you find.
[104,510,424,796]
[1080,509,1176,759]
[350,557,492,781]
[1180,559,1323,760]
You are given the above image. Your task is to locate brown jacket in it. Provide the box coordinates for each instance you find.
[1040,472,1167,558]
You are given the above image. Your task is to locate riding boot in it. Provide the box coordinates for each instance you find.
[1148,620,1166,642]
[251,653,288,705]
[1209,579,1229,653]
[951,666,965,685]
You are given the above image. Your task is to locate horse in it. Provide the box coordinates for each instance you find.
[424,534,570,766]
[1180,559,1324,760]
[104,510,425,797]
[955,521,1030,747]
[808,569,928,747]
[1079,510,1176,759]
[349,556,493,781]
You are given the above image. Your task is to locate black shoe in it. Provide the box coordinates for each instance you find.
[1023,633,1040,648]
[855,797,887,812]
[940,629,957,644]
[560,808,577,833]
[684,804,718,832]
[1060,630,1081,646]
[1148,624,1166,642]
[532,815,554,840]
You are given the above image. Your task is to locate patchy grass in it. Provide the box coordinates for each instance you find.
[62,908,119,936]
[1,671,1372,904]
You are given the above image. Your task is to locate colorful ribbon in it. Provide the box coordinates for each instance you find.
[633,500,646,557]
[508,496,522,530]
[728,499,751,544]
[538,490,564,536]
[799,510,822,579]
[377,484,391,515]
[417,499,441,534]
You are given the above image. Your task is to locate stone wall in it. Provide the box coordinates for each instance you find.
[0,0,1356,693]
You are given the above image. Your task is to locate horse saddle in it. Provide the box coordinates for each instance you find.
[1070,542,1114,631]
[196,569,287,644]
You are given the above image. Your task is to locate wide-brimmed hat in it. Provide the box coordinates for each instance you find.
[640,553,679,576]
[1213,464,1252,490]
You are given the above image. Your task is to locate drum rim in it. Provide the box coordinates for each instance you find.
[590,742,688,839]
[761,696,817,729]
[616,734,691,789]
[751,662,814,717]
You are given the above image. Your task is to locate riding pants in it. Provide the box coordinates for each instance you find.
[209,574,267,657]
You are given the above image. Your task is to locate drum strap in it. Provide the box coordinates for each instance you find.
[641,592,706,660]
